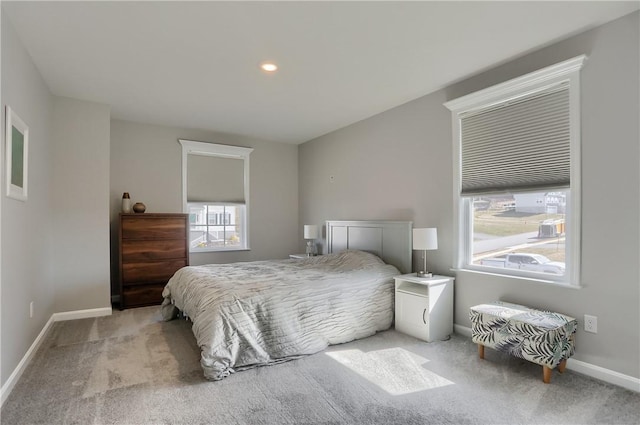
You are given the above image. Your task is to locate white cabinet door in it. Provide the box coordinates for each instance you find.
[395,291,429,341]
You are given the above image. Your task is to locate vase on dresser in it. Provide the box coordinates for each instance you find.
[121,192,132,213]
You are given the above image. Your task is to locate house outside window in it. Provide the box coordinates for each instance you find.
[445,56,585,286]
[179,139,253,252]
[189,203,243,249]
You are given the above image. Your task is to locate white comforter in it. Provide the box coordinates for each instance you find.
[161,250,399,380]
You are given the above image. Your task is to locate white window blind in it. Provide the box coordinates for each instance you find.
[187,155,245,203]
[460,82,570,195]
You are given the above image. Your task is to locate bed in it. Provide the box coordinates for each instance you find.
[161,220,412,380]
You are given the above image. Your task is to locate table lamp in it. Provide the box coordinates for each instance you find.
[304,225,318,256]
[413,228,438,277]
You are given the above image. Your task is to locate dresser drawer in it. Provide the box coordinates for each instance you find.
[122,259,187,284]
[122,216,187,240]
[122,239,187,261]
[123,284,165,308]
[118,213,189,310]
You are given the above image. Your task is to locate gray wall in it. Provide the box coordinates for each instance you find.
[0,14,110,384]
[51,97,111,312]
[1,12,112,388]
[110,120,299,295]
[299,12,639,378]
[1,10,55,387]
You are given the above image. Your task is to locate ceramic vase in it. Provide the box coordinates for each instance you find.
[122,192,132,213]
[132,202,146,213]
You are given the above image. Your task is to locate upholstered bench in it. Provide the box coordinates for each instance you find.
[470,301,577,383]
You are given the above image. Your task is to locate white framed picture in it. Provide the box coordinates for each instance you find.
[5,106,29,201]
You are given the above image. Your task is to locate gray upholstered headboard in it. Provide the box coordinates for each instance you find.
[326,220,412,274]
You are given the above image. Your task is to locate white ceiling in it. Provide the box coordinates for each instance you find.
[3,1,638,144]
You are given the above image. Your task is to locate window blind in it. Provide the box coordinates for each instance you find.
[187,155,245,203]
[460,82,570,195]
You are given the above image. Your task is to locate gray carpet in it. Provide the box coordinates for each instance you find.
[2,306,638,425]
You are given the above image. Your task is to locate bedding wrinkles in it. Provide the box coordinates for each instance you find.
[161,250,398,380]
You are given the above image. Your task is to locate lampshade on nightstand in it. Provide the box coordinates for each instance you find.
[413,228,438,277]
[303,225,318,240]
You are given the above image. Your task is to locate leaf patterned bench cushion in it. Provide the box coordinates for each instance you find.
[470,301,577,368]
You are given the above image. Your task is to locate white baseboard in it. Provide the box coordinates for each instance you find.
[0,306,112,406]
[0,315,55,406]
[52,306,112,322]
[567,358,640,393]
[454,324,472,338]
[454,323,640,393]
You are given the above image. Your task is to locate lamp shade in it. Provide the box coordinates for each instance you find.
[304,225,318,239]
[413,228,438,250]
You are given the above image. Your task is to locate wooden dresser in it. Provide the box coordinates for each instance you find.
[118,213,189,309]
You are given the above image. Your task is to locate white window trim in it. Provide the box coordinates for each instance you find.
[444,55,586,286]
[179,139,253,252]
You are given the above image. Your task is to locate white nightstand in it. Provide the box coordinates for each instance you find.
[289,253,323,259]
[394,274,454,342]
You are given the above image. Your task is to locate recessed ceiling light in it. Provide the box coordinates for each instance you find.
[260,62,278,73]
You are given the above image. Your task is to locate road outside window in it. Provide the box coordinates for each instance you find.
[471,191,567,277]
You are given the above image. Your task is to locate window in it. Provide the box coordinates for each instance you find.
[188,203,243,249]
[179,139,253,252]
[469,190,568,276]
[444,56,586,285]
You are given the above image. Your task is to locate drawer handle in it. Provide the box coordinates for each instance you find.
[423,308,427,324]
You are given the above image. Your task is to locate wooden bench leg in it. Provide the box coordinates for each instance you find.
[478,344,485,360]
[543,366,552,384]
[557,359,567,373]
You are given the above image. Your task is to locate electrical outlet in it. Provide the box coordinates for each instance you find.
[584,314,597,333]
[30,301,34,319]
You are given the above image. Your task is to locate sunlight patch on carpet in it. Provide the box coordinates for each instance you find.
[325,347,454,395]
